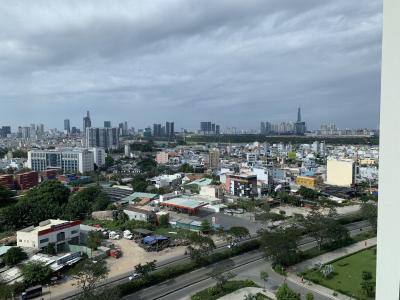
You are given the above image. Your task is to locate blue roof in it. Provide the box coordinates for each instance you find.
[143,235,169,245]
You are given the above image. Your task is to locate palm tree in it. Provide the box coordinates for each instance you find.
[260,271,269,292]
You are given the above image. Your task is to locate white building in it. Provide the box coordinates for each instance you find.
[17,219,80,252]
[28,148,94,173]
[325,159,356,187]
[89,147,106,167]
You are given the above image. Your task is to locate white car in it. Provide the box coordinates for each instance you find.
[128,273,141,281]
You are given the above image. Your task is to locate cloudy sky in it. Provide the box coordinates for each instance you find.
[0,0,382,131]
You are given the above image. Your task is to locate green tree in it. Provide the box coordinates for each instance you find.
[105,156,115,168]
[200,220,212,234]
[275,283,300,300]
[134,260,157,277]
[298,186,319,200]
[0,185,15,207]
[261,227,300,266]
[43,243,56,255]
[228,227,250,240]
[3,247,27,266]
[179,163,194,173]
[131,175,149,192]
[260,271,269,292]
[186,234,216,264]
[159,214,169,228]
[72,259,108,298]
[306,292,314,300]
[361,202,378,233]
[210,266,235,292]
[20,261,52,286]
[87,231,103,250]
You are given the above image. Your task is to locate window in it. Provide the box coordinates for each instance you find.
[71,230,78,235]
[40,238,49,244]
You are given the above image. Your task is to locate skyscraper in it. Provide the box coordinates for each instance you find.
[295,107,306,135]
[64,119,70,134]
[104,121,111,128]
[83,111,91,134]
[86,127,120,150]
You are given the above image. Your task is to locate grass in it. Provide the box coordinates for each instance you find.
[190,280,258,300]
[302,247,376,300]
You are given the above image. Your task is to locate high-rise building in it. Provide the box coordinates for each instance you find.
[153,124,162,137]
[0,126,11,138]
[208,148,220,169]
[104,121,111,128]
[86,127,120,150]
[64,119,70,134]
[260,122,266,134]
[200,121,219,135]
[83,111,91,135]
[295,107,306,135]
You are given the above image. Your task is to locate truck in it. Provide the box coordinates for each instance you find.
[21,285,42,300]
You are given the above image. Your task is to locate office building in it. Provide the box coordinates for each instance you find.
[83,111,91,135]
[64,119,70,134]
[85,127,120,150]
[153,124,162,137]
[326,159,356,187]
[166,121,174,137]
[0,174,14,189]
[208,148,220,169]
[104,121,111,128]
[295,107,306,135]
[17,219,80,252]
[226,174,258,198]
[90,147,106,167]
[28,148,95,173]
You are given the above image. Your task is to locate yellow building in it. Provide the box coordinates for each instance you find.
[296,176,317,189]
[326,159,355,187]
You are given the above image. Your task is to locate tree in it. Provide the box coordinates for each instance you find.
[73,259,108,298]
[134,260,156,277]
[361,270,375,297]
[3,247,27,266]
[131,175,149,192]
[43,243,56,255]
[200,220,212,234]
[105,156,115,168]
[179,163,194,173]
[228,227,250,240]
[159,214,169,228]
[361,202,378,233]
[306,292,314,300]
[260,271,269,291]
[87,231,103,250]
[210,266,235,292]
[20,261,52,286]
[275,283,301,300]
[186,234,216,264]
[298,186,319,200]
[0,185,15,207]
[261,227,300,266]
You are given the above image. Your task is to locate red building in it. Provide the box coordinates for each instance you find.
[16,171,39,190]
[41,169,58,181]
[0,174,14,189]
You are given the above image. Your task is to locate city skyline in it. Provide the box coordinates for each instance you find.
[0,0,382,129]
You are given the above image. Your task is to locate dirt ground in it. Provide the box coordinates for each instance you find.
[106,238,187,276]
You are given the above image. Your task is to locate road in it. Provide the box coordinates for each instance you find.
[50,220,369,300]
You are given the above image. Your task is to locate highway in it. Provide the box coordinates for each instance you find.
[53,220,370,300]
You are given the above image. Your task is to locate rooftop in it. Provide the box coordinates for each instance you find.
[161,197,207,209]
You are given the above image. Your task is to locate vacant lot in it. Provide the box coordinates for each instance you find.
[303,247,376,300]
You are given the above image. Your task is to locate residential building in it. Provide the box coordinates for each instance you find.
[85,127,120,149]
[226,174,258,198]
[17,219,80,252]
[28,148,95,173]
[326,159,356,187]
[156,151,169,164]
[0,174,14,189]
[123,205,156,222]
[15,171,39,190]
[296,176,317,189]
[208,148,220,169]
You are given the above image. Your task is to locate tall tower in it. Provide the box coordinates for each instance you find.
[297,107,301,122]
[83,111,91,134]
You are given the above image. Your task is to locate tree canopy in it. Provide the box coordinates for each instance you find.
[3,247,27,266]
[20,261,52,286]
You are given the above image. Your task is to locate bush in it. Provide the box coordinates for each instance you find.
[3,247,27,266]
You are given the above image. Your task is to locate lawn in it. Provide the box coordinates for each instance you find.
[190,280,258,300]
[302,247,376,300]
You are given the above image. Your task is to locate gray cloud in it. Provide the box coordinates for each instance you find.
[0,0,382,130]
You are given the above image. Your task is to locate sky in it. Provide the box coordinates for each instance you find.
[0,0,382,131]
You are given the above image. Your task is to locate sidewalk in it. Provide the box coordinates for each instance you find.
[286,237,377,300]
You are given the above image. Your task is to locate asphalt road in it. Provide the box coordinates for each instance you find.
[54,220,370,300]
